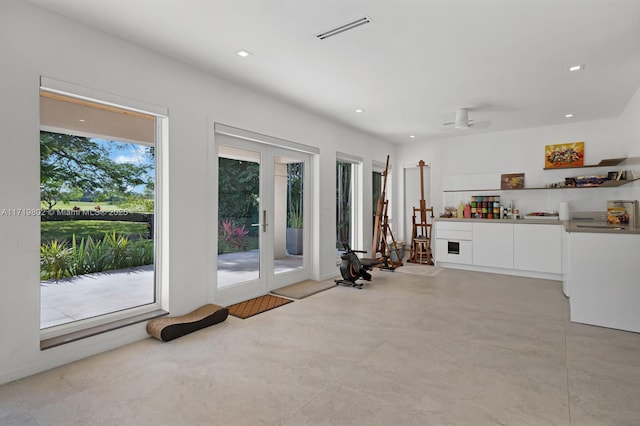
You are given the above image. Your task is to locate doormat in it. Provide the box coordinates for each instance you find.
[227,294,293,319]
[270,279,337,300]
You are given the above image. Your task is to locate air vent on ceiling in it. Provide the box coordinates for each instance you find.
[316,16,371,40]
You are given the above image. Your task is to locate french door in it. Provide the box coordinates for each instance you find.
[215,133,310,306]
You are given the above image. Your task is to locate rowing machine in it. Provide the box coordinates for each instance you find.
[335,243,388,288]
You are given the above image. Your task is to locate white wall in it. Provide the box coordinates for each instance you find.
[396,114,640,241]
[0,0,394,384]
[618,85,640,156]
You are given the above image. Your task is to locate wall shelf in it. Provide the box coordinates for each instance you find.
[443,177,640,192]
[444,157,638,193]
[542,157,627,170]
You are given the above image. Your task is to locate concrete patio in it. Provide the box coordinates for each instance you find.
[41,251,303,329]
[40,265,155,329]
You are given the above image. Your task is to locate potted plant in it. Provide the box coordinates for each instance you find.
[286,205,303,255]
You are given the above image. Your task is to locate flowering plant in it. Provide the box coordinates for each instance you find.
[219,219,249,250]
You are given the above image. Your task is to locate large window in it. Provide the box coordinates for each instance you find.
[39,84,164,336]
[372,169,382,233]
[336,155,361,252]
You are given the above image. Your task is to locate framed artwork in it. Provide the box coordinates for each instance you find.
[501,173,525,189]
[545,141,584,168]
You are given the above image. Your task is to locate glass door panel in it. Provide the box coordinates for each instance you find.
[215,136,311,305]
[217,145,262,289]
[274,155,304,276]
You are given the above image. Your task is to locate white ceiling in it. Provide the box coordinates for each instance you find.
[27,0,640,144]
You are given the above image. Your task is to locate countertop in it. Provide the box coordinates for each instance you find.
[562,220,640,234]
[436,217,562,225]
[435,216,640,234]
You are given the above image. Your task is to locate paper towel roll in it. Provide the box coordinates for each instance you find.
[559,202,570,220]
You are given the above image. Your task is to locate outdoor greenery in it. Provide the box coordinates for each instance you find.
[40,130,155,279]
[41,198,154,213]
[41,220,149,243]
[40,131,152,209]
[40,200,121,211]
[287,163,303,228]
[40,232,154,280]
[287,204,303,228]
[216,158,304,254]
[218,157,260,254]
[218,219,251,253]
[336,160,352,247]
[372,170,382,233]
[218,157,260,225]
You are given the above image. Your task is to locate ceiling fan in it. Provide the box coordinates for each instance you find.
[443,108,491,130]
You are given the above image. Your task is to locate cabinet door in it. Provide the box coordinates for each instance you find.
[435,238,472,264]
[514,224,562,274]
[472,222,514,269]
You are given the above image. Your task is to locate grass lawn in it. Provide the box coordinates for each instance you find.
[41,220,149,243]
[41,200,122,211]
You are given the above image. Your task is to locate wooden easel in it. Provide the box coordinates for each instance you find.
[371,155,403,269]
[408,160,434,265]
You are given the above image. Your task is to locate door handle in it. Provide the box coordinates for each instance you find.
[250,210,268,232]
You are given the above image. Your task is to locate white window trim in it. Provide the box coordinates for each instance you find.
[39,77,169,341]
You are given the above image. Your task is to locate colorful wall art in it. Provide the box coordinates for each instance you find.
[545,141,584,169]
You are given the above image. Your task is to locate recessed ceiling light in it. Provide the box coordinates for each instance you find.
[569,64,584,72]
[355,108,364,113]
[78,118,85,122]
[236,50,252,57]
[565,114,574,118]
[409,135,416,138]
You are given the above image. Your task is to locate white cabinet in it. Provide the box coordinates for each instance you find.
[514,224,562,274]
[568,232,640,333]
[472,222,514,269]
[435,219,563,279]
[435,221,472,265]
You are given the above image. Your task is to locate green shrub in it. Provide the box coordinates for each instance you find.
[40,233,154,280]
[40,240,73,280]
[129,240,154,266]
[103,231,130,269]
[70,234,111,275]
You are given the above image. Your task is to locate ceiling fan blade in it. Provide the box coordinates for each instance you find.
[443,121,472,129]
[469,120,491,129]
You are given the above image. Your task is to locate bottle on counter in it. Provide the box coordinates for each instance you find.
[463,203,472,218]
[457,202,464,218]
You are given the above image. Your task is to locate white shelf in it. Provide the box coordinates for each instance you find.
[442,178,640,192]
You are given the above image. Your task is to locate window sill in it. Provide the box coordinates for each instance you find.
[40,309,168,350]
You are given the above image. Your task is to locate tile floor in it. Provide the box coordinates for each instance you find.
[3,267,640,425]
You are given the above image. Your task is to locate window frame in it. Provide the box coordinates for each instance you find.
[38,77,168,342]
